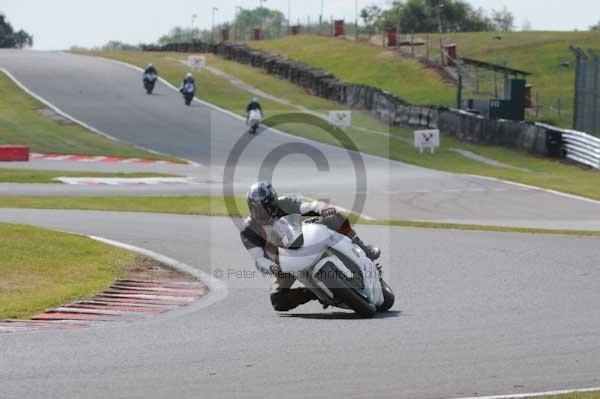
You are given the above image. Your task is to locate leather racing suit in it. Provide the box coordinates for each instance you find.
[240,196,355,311]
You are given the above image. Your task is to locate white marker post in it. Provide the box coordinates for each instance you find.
[188,55,206,70]
[414,129,440,154]
[329,110,352,128]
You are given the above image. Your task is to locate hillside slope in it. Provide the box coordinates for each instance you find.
[250,32,600,127]
[250,35,456,106]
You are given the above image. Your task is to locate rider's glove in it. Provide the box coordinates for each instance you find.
[321,207,338,218]
[269,264,282,275]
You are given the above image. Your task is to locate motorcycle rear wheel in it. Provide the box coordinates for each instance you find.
[319,263,377,318]
[144,81,154,95]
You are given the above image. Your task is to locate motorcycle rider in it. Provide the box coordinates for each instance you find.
[143,64,158,94]
[246,97,262,123]
[180,72,195,91]
[240,181,381,311]
[144,63,158,77]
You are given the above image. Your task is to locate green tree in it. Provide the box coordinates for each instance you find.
[0,12,33,48]
[375,0,493,34]
[101,41,139,51]
[233,7,286,40]
[158,27,204,44]
[590,20,600,31]
[491,7,515,32]
[360,5,383,35]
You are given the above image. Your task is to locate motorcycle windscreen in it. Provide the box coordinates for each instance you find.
[272,214,304,249]
[277,223,332,275]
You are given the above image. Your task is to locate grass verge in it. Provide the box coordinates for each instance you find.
[1,195,599,237]
[0,195,249,216]
[82,50,600,201]
[0,168,175,183]
[0,222,138,319]
[0,70,180,162]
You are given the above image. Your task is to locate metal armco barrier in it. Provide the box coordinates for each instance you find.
[537,123,600,169]
[572,47,600,137]
[563,130,600,169]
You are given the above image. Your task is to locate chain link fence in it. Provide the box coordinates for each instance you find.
[572,47,600,137]
[364,32,579,128]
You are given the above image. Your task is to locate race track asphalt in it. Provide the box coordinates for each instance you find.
[1,209,599,399]
[2,50,600,229]
[1,50,600,399]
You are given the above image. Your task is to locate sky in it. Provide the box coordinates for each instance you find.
[1,0,599,50]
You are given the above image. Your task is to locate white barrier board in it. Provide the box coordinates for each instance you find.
[329,110,352,128]
[188,55,206,70]
[414,129,440,154]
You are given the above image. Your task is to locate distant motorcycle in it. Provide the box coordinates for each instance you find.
[143,73,157,94]
[180,82,195,106]
[247,109,262,134]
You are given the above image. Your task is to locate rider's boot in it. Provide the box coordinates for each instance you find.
[352,236,381,261]
[290,288,317,306]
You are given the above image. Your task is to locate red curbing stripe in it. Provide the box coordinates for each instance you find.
[117,281,206,289]
[30,153,182,165]
[105,289,202,297]
[68,155,91,161]
[32,313,123,321]
[50,307,142,317]
[115,280,205,287]
[119,279,205,287]
[4,275,208,333]
[95,296,193,306]
[100,293,198,302]
[78,300,175,308]
[101,156,126,163]
[67,304,169,313]
[111,284,208,294]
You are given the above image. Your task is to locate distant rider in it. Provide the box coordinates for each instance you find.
[240,181,381,312]
[144,63,158,76]
[180,72,195,92]
[246,97,262,123]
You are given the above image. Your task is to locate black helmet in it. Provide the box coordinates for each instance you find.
[247,181,278,224]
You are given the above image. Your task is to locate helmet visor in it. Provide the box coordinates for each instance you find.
[249,200,277,225]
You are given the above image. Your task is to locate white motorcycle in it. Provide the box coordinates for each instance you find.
[272,214,395,317]
[143,73,157,94]
[247,109,262,135]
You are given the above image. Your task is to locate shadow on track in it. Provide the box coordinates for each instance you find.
[278,310,402,320]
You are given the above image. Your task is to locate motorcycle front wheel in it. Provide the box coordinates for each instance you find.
[377,278,395,312]
[318,263,377,318]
